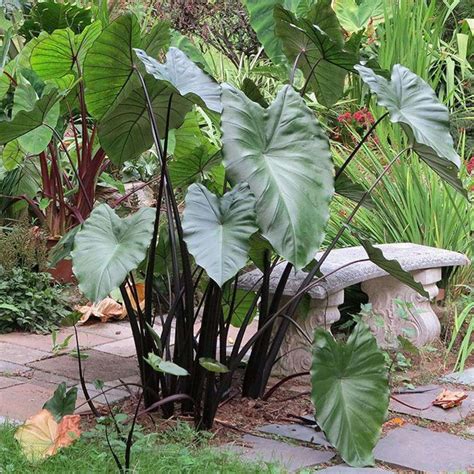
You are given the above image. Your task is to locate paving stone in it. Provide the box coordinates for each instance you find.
[0,342,50,364]
[389,385,473,423]
[25,369,79,389]
[0,375,25,389]
[29,350,139,382]
[441,367,474,386]
[94,337,136,358]
[0,329,113,352]
[258,423,332,448]
[74,382,130,404]
[224,434,335,472]
[373,424,474,471]
[0,360,31,375]
[318,466,394,473]
[77,322,133,340]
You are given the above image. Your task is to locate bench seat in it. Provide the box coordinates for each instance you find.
[238,243,470,376]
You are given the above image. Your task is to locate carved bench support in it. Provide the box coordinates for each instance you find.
[272,291,344,377]
[361,268,442,348]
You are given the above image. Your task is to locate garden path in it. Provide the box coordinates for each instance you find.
[0,323,473,472]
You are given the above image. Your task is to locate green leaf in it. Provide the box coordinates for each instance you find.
[30,21,102,81]
[2,140,23,171]
[222,287,258,328]
[243,0,288,66]
[0,60,16,100]
[335,169,374,210]
[247,234,274,271]
[20,1,92,38]
[43,382,78,422]
[241,78,269,108]
[134,47,222,113]
[183,183,258,287]
[221,84,333,269]
[358,238,429,298]
[169,145,221,188]
[274,4,356,106]
[333,0,384,33]
[145,322,162,352]
[144,353,189,376]
[199,357,229,373]
[12,84,60,154]
[71,204,155,302]
[311,323,389,466]
[83,14,169,119]
[49,226,80,268]
[170,30,212,74]
[355,64,463,194]
[98,76,193,165]
[0,90,59,146]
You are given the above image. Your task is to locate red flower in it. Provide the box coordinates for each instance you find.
[337,112,352,122]
[467,156,474,174]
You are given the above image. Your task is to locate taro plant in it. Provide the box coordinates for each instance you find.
[62,1,463,466]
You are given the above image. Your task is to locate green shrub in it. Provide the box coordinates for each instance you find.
[0,268,71,334]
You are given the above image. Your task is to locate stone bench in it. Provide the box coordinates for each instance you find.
[238,243,470,376]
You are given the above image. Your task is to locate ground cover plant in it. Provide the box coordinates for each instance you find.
[0,0,471,469]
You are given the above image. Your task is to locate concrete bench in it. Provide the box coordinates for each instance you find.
[238,243,470,376]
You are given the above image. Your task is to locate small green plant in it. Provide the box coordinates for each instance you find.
[447,287,474,371]
[0,268,71,333]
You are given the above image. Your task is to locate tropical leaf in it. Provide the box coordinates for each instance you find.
[335,169,374,210]
[0,90,59,146]
[98,75,193,165]
[355,64,463,194]
[199,358,229,373]
[42,383,78,422]
[71,204,155,302]
[221,84,333,269]
[12,83,60,154]
[222,287,258,328]
[83,14,170,119]
[2,140,23,171]
[134,47,222,113]
[241,78,269,108]
[15,409,81,462]
[274,4,356,106]
[145,353,189,376]
[183,183,258,286]
[358,237,429,298]
[333,0,385,33]
[311,323,389,466]
[30,21,102,81]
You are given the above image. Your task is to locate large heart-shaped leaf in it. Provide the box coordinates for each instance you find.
[71,204,155,302]
[83,14,169,119]
[242,0,289,66]
[134,47,222,113]
[274,4,356,106]
[355,64,463,193]
[333,0,385,33]
[311,323,389,467]
[183,183,258,287]
[0,90,59,146]
[221,84,333,270]
[30,21,102,81]
[12,83,60,153]
[98,75,193,165]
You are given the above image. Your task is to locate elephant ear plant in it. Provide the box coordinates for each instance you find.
[66,5,462,467]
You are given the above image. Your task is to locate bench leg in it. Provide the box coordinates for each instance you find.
[361,268,441,348]
[272,291,344,377]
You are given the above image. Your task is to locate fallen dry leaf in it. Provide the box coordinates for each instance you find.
[383,417,406,428]
[121,282,146,318]
[14,409,81,462]
[76,297,123,323]
[432,389,467,409]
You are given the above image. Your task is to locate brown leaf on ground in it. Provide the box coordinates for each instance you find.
[76,297,124,323]
[383,417,406,428]
[121,282,146,318]
[432,389,468,409]
[14,409,81,462]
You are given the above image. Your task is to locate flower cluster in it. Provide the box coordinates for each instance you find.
[467,156,474,175]
[337,108,375,126]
